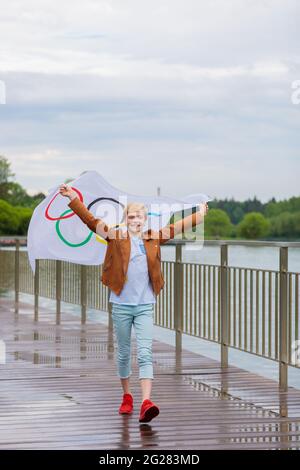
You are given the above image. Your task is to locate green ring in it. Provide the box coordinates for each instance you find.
[56,209,93,247]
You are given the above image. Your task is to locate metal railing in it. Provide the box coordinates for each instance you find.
[0,237,299,390]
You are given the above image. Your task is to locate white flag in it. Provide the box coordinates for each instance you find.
[27,170,212,273]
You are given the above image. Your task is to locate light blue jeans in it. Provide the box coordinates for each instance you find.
[111,303,154,380]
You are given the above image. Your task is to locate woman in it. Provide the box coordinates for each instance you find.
[59,183,208,423]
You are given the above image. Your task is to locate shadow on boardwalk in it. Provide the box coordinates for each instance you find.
[0,296,300,450]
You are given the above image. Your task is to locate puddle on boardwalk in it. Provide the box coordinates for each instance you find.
[13,332,108,344]
[11,347,116,367]
[10,328,118,366]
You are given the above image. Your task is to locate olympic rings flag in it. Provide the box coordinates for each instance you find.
[27,170,212,273]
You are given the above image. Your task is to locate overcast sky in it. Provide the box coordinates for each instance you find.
[0,0,299,202]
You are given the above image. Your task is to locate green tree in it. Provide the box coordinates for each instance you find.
[14,206,33,235]
[204,209,233,239]
[0,200,20,235]
[237,212,270,239]
[30,192,46,208]
[269,211,300,239]
[0,155,14,184]
[265,196,300,218]
[0,156,15,200]
[242,196,264,214]
[4,182,33,207]
[0,156,46,208]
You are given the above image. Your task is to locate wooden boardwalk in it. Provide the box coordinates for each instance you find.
[0,296,300,450]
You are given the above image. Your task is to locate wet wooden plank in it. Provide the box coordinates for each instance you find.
[0,296,300,450]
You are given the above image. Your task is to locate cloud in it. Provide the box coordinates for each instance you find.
[0,0,299,202]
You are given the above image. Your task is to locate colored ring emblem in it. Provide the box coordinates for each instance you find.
[45,187,83,221]
[87,197,124,212]
[55,209,93,247]
[55,196,125,247]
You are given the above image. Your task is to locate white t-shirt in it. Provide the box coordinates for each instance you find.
[109,235,156,306]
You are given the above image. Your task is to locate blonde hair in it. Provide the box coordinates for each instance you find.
[121,201,148,223]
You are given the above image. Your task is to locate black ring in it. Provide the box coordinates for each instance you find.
[87,197,125,229]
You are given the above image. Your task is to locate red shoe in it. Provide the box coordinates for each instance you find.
[119,393,133,414]
[139,399,159,423]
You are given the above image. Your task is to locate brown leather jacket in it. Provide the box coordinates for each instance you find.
[68,197,204,296]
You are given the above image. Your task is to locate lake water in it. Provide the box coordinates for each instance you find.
[163,243,300,272]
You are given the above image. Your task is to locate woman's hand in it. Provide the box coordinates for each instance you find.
[199,202,209,217]
[59,183,78,201]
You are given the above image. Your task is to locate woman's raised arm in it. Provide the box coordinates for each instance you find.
[59,184,113,240]
[158,203,208,245]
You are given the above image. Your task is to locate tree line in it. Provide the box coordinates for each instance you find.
[0,156,299,240]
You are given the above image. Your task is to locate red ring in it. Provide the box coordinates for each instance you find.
[45,187,83,221]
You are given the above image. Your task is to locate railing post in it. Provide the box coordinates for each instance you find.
[14,238,20,314]
[56,260,62,325]
[279,246,288,391]
[174,244,183,354]
[81,265,87,325]
[107,288,114,353]
[108,288,113,330]
[34,259,39,322]
[220,244,229,367]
